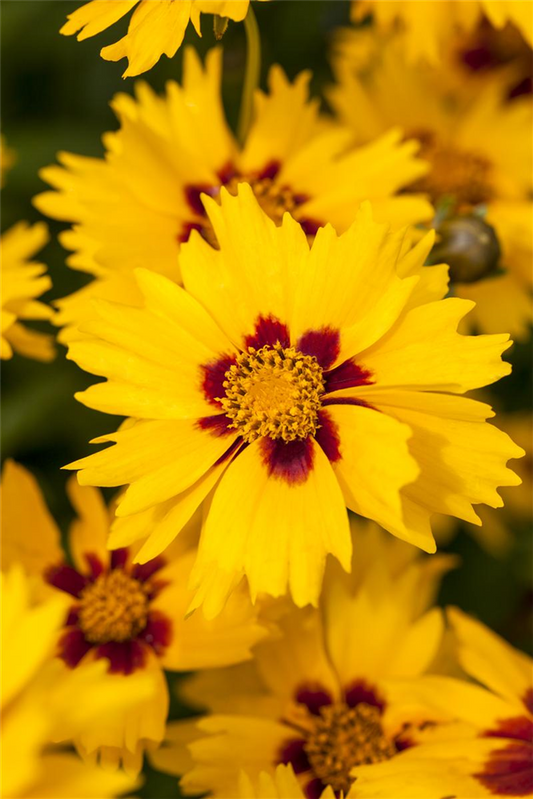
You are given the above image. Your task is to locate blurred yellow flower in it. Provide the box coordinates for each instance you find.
[64,187,522,615]
[148,525,469,797]
[352,0,533,64]
[1,565,149,798]
[1,222,55,361]
[329,31,533,340]
[61,0,265,77]
[1,460,268,772]
[34,47,433,344]
[364,608,533,797]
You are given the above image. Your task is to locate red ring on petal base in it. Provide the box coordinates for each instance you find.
[260,437,314,485]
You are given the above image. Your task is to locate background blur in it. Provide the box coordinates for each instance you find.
[1,2,532,795]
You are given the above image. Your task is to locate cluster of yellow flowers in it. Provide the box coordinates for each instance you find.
[1,1,532,798]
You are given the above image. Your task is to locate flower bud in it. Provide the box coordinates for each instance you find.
[430,215,502,284]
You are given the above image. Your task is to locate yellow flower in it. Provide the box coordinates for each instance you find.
[352,1,533,64]
[1,222,55,361]
[34,46,433,343]
[60,0,266,77]
[64,187,522,614]
[1,459,267,772]
[148,525,472,797]
[356,608,533,797]
[1,135,15,187]
[1,565,151,798]
[329,32,533,340]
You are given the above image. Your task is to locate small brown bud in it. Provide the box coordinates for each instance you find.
[430,214,502,284]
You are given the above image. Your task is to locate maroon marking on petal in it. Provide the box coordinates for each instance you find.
[475,742,533,796]
[96,639,147,675]
[110,548,128,570]
[324,359,373,394]
[185,184,220,216]
[178,221,203,244]
[201,354,236,407]
[65,607,80,627]
[395,735,415,752]
[299,218,322,238]
[295,684,333,716]
[523,688,533,716]
[197,414,234,437]
[45,564,88,598]
[305,778,327,799]
[321,397,372,409]
[258,160,281,181]
[278,738,311,774]
[214,437,245,467]
[260,437,313,486]
[244,315,290,350]
[58,627,93,668]
[131,556,166,584]
[314,409,341,464]
[485,717,533,744]
[139,611,172,657]
[218,161,239,185]
[297,328,340,370]
[344,680,386,713]
[84,553,104,580]
[461,45,496,72]
[509,77,532,101]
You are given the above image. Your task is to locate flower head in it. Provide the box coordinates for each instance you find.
[148,525,472,798]
[64,187,522,614]
[329,32,533,339]
[1,459,267,770]
[60,0,265,77]
[34,47,433,343]
[1,222,54,361]
[351,1,533,64]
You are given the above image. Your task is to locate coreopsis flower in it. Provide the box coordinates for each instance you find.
[148,525,469,798]
[1,222,55,361]
[60,0,267,77]
[1,565,151,798]
[65,188,523,614]
[34,46,433,343]
[1,460,267,771]
[329,33,533,340]
[351,1,533,64]
[353,608,533,797]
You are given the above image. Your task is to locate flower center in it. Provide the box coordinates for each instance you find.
[219,343,325,443]
[411,129,494,209]
[227,175,301,226]
[78,570,149,644]
[304,702,396,795]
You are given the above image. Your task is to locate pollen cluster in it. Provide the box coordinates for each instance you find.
[219,343,325,443]
[412,129,495,209]
[304,702,397,794]
[227,175,301,227]
[78,569,149,644]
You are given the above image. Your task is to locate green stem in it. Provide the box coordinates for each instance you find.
[237,4,261,146]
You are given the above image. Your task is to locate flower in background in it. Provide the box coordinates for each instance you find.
[64,188,522,615]
[1,135,15,187]
[148,523,465,798]
[1,460,268,772]
[354,608,533,797]
[351,1,533,64]
[34,46,433,343]
[60,0,267,77]
[1,565,152,798]
[329,32,533,340]
[1,222,55,361]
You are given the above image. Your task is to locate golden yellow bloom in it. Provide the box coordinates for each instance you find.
[329,32,533,340]
[1,222,55,361]
[34,47,433,343]
[64,187,522,614]
[61,0,266,77]
[1,135,15,187]
[352,1,533,64]
[148,525,471,797]
[1,565,150,798]
[358,608,533,797]
[1,460,267,772]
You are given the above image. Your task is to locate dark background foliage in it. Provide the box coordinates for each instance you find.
[1,2,532,796]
